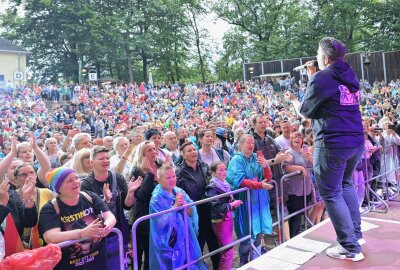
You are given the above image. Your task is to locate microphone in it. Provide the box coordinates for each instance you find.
[293,60,318,71]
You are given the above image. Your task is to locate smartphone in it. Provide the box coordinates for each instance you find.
[99,211,105,228]
[388,124,396,130]
[302,145,309,155]
[256,150,264,158]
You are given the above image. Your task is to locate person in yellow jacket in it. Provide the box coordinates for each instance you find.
[14,163,54,248]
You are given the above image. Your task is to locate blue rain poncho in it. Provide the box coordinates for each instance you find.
[149,184,207,270]
[226,153,273,241]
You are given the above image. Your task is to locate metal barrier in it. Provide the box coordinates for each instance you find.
[57,228,126,270]
[131,181,280,270]
[279,169,318,243]
[268,180,282,245]
[128,143,400,268]
[362,143,400,213]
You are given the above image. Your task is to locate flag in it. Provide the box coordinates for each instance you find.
[4,213,25,257]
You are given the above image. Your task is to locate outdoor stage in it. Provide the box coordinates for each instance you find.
[238,217,400,270]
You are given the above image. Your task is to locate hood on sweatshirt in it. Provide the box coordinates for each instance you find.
[328,61,360,93]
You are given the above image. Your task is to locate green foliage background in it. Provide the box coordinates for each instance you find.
[1,0,399,83]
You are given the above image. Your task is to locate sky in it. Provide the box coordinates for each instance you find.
[202,13,232,51]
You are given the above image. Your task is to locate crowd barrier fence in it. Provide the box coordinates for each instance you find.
[129,144,400,268]
[279,169,317,243]
[362,143,400,213]
[131,181,280,270]
[44,143,400,269]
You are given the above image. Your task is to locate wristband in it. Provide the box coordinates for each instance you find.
[78,229,82,239]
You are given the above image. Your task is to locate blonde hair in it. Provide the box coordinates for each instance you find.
[71,148,92,176]
[132,141,154,168]
[44,137,57,151]
[16,142,34,160]
[157,164,175,180]
[237,134,254,152]
[113,136,129,151]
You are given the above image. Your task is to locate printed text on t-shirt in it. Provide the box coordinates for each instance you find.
[60,207,94,223]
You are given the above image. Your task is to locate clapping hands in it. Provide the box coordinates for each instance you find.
[128,176,143,195]
[0,179,10,207]
[103,183,112,203]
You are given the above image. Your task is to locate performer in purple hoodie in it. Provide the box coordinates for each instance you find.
[290,37,365,262]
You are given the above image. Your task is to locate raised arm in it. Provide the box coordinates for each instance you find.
[114,143,136,175]
[31,134,51,187]
[0,138,17,182]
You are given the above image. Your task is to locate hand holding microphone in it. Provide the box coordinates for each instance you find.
[293,60,318,72]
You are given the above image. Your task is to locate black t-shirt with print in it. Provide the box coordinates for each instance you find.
[81,172,129,228]
[39,191,109,270]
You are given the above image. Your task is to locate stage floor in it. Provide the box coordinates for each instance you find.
[238,217,400,270]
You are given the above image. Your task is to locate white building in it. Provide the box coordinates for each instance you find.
[0,37,30,88]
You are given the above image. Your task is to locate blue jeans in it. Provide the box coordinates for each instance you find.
[314,145,364,253]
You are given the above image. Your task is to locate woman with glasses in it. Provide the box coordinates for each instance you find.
[0,176,37,257]
[16,134,51,188]
[13,162,54,248]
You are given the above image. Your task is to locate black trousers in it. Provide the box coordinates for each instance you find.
[197,204,220,269]
[136,233,149,270]
[287,194,311,238]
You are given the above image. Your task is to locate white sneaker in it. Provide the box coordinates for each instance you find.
[388,187,397,197]
[357,238,366,245]
[326,244,365,261]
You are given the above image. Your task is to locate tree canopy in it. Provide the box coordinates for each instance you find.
[1,0,399,83]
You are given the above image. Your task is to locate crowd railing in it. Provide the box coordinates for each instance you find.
[279,169,317,243]
[131,181,280,270]
[362,143,400,213]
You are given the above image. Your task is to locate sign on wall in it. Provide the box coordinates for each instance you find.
[13,71,24,81]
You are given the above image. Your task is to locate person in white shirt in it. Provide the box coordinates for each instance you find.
[275,121,291,151]
[163,131,180,163]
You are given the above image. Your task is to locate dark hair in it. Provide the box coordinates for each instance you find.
[179,141,194,153]
[14,162,35,178]
[319,37,346,61]
[145,128,161,140]
[304,128,313,136]
[90,146,109,160]
[252,114,263,126]
[60,152,72,165]
[198,129,212,140]
[210,161,225,173]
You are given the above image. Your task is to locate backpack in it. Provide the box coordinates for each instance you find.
[51,191,93,215]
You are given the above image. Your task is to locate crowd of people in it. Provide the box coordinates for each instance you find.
[0,71,399,269]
